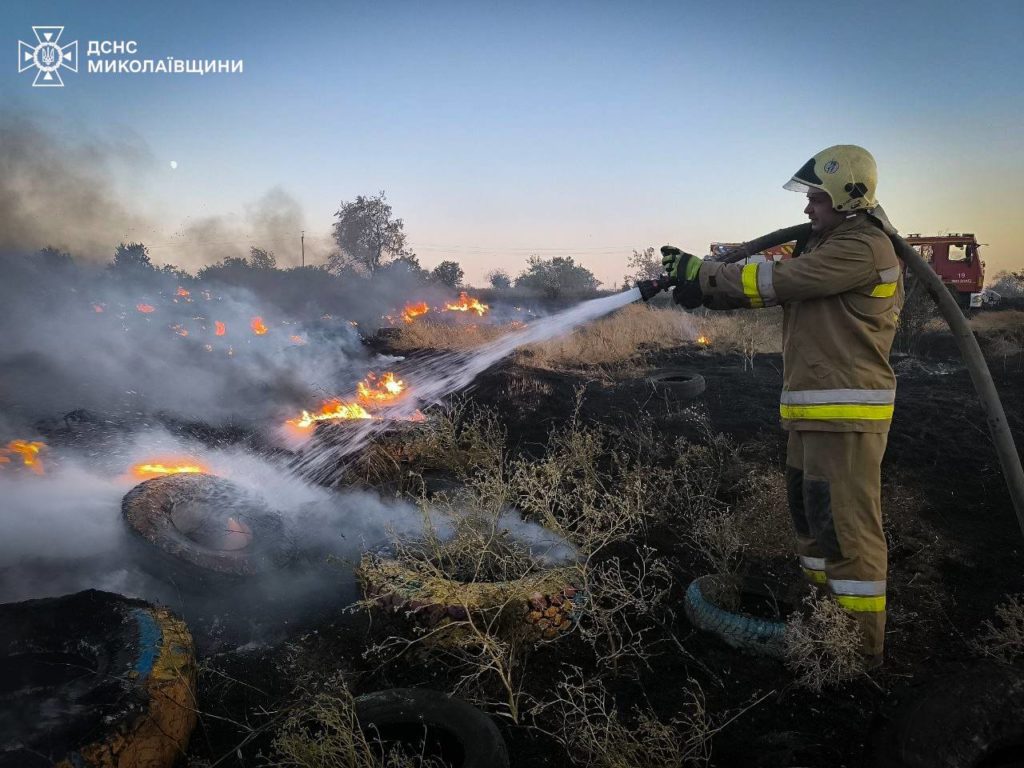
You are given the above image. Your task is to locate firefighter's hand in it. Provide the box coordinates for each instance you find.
[660,246,701,282]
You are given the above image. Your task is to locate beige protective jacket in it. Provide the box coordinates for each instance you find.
[698,213,902,433]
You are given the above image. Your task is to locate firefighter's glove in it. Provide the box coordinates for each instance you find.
[660,246,702,282]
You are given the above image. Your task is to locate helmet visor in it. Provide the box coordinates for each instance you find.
[783,177,816,194]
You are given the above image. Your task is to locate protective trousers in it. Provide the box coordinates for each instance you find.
[786,430,888,656]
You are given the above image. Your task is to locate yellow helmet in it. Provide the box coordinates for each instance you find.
[783,144,878,212]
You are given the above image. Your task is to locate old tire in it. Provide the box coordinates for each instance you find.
[646,368,706,399]
[866,662,1024,767]
[0,589,197,768]
[358,555,585,645]
[122,473,292,583]
[684,574,788,659]
[355,688,509,768]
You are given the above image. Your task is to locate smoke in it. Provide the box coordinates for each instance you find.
[0,114,156,261]
[0,427,575,649]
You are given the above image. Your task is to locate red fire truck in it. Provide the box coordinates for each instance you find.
[710,232,985,310]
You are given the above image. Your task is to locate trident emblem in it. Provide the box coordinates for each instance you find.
[18,26,78,87]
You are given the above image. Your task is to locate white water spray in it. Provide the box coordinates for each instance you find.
[296,288,643,480]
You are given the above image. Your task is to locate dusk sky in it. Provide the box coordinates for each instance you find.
[3,0,1022,286]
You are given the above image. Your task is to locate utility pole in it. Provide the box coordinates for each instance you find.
[301,230,305,267]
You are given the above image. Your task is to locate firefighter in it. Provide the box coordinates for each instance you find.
[663,145,901,668]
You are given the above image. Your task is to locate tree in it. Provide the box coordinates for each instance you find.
[515,255,601,299]
[431,260,464,288]
[112,241,152,269]
[37,246,73,268]
[622,247,661,288]
[487,269,512,290]
[249,247,276,270]
[329,191,410,275]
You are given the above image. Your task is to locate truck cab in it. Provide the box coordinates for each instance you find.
[902,234,985,310]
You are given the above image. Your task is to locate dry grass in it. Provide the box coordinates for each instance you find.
[783,593,865,691]
[389,319,511,351]
[970,309,1024,335]
[522,304,699,368]
[693,309,783,359]
[971,310,1024,367]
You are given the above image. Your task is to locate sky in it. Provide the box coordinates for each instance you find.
[2,0,1022,286]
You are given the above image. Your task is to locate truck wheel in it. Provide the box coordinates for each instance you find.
[355,688,509,768]
[684,574,789,659]
[0,589,196,768]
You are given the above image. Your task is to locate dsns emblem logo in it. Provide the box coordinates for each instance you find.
[18,26,78,87]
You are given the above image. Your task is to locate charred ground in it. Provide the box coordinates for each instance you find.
[171,315,1024,768]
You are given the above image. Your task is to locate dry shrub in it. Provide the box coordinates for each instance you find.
[693,308,783,361]
[521,304,700,369]
[397,399,506,479]
[973,594,1024,662]
[270,677,436,768]
[783,593,864,691]
[537,668,716,768]
[581,547,677,675]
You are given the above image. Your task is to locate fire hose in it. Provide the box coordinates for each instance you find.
[636,221,1024,538]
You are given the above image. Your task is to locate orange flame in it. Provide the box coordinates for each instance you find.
[357,372,406,405]
[444,292,489,316]
[0,440,46,475]
[290,335,306,345]
[402,302,430,324]
[137,303,155,314]
[250,316,268,335]
[696,335,710,346]
[176,287,190,297]
[93,304,105,313]
[288,400,373,429]
[215,321,226,336]
[131,460,208,480]
[171,324,189,337]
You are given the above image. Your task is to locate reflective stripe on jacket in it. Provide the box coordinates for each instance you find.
[698,213,902,433]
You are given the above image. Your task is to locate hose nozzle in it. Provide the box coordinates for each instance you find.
[636,274,676,302]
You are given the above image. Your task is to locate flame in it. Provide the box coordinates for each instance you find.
[176,287,190,297]
[215,321,226,336]
[93,304,105,313]
[137,303,155,314]
[696,335,710,346]
[0,440,46,474]
[402,302,430,324]
[171,324,189,337]
[444,292,489,316]
[250,316,268,335]
[288,400,373,429]
[357,372,406,405]
[290,335,306,345]
[131,460,208,480]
